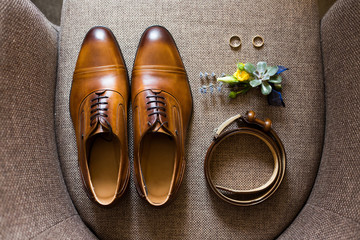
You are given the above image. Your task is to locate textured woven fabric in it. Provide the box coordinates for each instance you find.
[279,0,360,238]
[32,215,96,240]
[0,0,95,239]
[56,0,324,239]
[279,204,360,239]
[210,134,274,190]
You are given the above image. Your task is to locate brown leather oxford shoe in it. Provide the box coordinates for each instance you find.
[70,27,130,206]
[132,26,193,206]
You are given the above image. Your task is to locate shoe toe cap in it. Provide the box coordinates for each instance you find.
[75,26,125,70]
[134,26,184,68]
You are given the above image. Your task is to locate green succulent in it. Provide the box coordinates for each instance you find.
[247,61,282,95]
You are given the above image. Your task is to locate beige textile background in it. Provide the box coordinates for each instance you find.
[55,0,325,239]
[29,0,337,25]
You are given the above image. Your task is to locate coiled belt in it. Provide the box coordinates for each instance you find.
[204,111,286,206]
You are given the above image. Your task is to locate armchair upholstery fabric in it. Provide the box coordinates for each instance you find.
[1,0,359,239]
[0,0,95,239]
[56,0,324,239]
[279,0,360,238]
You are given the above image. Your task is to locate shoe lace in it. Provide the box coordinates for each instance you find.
[90,91,112,133]
[146,94,168,132]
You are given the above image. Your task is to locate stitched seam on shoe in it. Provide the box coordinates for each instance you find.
[74,65,126,75]
[133,65,185,71]
[132,69,186,75]
[133,65,186,75]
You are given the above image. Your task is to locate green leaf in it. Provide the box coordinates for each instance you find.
[269,75,282,84]
[238,87,251,95]
[244,62,256,73]
[229,91,237,98]
[274,83,282,90]
[237,63,245,71]
[250,79,262,87]
[266,66,278,76]
[257,61,267,74]
[217,76,238,84]
[261,82,272,95]
[263,74,270,80]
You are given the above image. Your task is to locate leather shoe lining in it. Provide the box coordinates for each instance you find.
[88,133,120,205]
[140,132,176,205]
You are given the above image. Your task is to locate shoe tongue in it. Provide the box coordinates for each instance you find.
[90,121,111,137]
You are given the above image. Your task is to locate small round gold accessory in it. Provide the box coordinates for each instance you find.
[229,35,241,49]
[252,35,264,48]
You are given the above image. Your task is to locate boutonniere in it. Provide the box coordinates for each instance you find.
[217,61,288,107]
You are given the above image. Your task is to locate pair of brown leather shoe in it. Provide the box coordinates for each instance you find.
[69,26,192,207]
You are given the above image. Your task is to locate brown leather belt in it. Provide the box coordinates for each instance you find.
[204,111,286,206]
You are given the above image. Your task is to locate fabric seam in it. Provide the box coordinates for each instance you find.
[29,214,78,239]
[308,203,360,225]
[27,0,59,31]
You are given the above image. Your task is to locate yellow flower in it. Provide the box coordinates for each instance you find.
[233,69,250,82]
